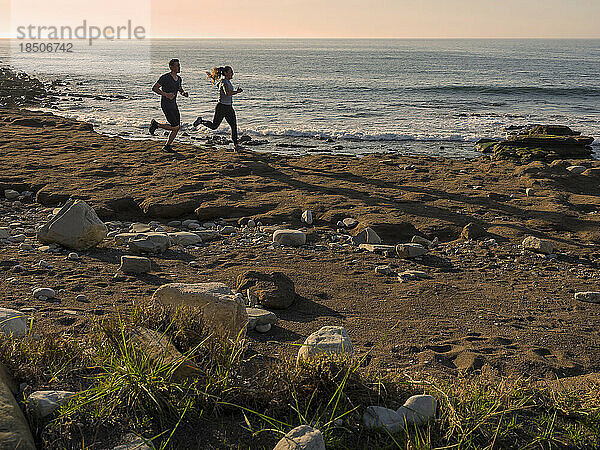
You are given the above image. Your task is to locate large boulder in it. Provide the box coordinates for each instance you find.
[273,425,325,450]
[0,364,36,449]
[297,326,353,362]
[235,271,296,309]
[37,199,107,250]
[152,283,248,338]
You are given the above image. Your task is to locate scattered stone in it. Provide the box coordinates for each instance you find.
[129,327,198,381]
[342,217,359,228]
[19,243,33,251]
[168,231,202,246]
[273,229,306,247]
[118,255,152,274]
[574,292,600,304]
[398,270,431,282]
[75,294,88,303]
[351,227,381,245]
[26,390,75,419]
[247,219,256,228]
[196,230,220,241]
[66,252,80,261]
[236,271,296,309]
[167,220,181,227]
[297,326,353,362]
[4,189,19,200]
[37,199,108,250]
[522,236,554,255]
[273,425,325,450]
[411,235,433,247]
[7,234,26,243]
[246,307,278,331]
[301,210,313,225]
[129,223,151,233]
[0,308,28,337]
[526,188,535,197]
[461,222,486,240]
[375,265,394,276]
[0,227,10,239]
[396,395,437,426]
[396,243,427,259]
[33,287,56,299]
[128,233,171,254]
[219,225,236,235]
[152,283,248,337]
[38,260,53,269]
[566,165,587,175]
[363,406,403,433]
[359,244,395,253]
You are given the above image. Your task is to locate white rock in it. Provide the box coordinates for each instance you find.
[526,188,535,197]
[246,307,278,331]
[27,390,75,419]
[363,406,403,433]
[128,233,171,254]
[76,294,88,302]
[574,292,600,304]
[4,189,19,200]
[273,229,307,247]
[33,287,56,299]
[118,255,152,274]
[168,231,202,246]
[396,395,437,426]
[37,199,107,250]
[301,210,313,225]
[396,243,427,259]
[0,308,28,337]
[152,283,248,337]
[67,252,80,261]
[129,223,151,233]
[522,236,554,255]
[297,326,353,362]
[247,219,256,228]
[566,165,587,175]
[273,425,325,450]
[398,270,430,282]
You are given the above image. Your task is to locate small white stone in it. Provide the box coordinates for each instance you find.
[76,294,88,302]
[33,287,56,299]
[4,189,19,200]
[301,210,313,225]
[67,252,80,261]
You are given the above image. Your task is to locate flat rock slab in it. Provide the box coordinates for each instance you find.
[152,283,247,337]
[168,231,202,246]
[118,255,152,274]
[246,307,278,331]
[273,229,306,247]
[297,326,354,362]
[359,244,395,253]
[396,243,427,259]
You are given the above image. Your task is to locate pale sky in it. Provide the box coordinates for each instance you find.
[1,0,599,38]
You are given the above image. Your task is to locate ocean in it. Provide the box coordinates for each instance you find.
[1,38,599,157]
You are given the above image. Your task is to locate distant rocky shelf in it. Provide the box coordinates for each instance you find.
[476,124,595,161]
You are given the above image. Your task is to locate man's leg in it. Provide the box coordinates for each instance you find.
[166,125,180,145]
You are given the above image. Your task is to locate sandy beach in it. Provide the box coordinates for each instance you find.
[1,106,599,382]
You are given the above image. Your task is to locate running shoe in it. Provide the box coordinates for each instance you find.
[163,144,175,153]
[193,116,203,127]
[149,119,158,135]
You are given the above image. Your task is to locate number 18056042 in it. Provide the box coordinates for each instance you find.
[19,42,73,53]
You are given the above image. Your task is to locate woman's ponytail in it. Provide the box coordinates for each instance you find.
[206,66,224,84]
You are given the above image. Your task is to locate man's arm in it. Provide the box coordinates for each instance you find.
[178,84,189,97]
[153,82,174,100]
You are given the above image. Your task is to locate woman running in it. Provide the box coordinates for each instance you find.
[193,66,243,151]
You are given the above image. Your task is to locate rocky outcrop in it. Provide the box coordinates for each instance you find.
[476,125,594,161]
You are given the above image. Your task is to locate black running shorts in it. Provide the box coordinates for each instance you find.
[161,102,181,127]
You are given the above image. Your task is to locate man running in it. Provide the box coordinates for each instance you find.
[149,58,188,153]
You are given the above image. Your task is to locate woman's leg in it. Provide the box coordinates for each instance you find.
[202,103,226,130]
[223,106,239,147]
